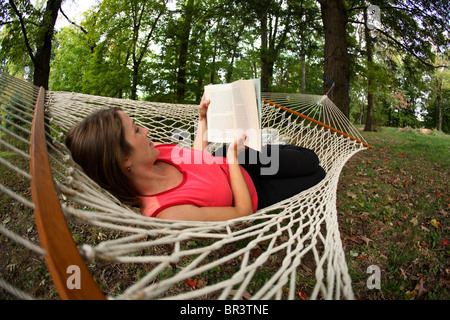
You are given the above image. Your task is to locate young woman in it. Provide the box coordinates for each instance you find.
[65,94,325,221]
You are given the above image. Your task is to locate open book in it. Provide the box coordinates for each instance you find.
[204,78,262,151]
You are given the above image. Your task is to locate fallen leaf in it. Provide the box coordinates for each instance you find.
[229,290,252,300]
[430,219,440,229]
[414,277,427,298]
[359,235,373,246]
[298,290,308,300]
[346,236,363,244]
[184,278,198,289]
[400,268,407,280]
[347,192,357,199]
[252,247,263,258]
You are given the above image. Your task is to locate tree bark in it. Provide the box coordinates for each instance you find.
[33,0,62,89]
[176,0,194,102]
[260,10,270,92]
[319,0,350,117]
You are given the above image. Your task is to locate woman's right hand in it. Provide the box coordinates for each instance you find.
[227,132,247,162]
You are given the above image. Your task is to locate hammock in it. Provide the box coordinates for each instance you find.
[0,71,369,300]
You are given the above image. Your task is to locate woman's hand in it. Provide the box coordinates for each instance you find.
[193,91,210,150]
[199,92,210,120]
[227,132,247,162]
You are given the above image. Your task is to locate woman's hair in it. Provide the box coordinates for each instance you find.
[65,107,137,206]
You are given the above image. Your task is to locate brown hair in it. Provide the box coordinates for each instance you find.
[65,107,137,206]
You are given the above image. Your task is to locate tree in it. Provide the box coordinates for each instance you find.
[346,0,449,130]
[175,0,195,102]
[317,0,351,117]
[49,26,91,93]
[1,0,62,89]
[50,0,166,99]
[423,53,450,133]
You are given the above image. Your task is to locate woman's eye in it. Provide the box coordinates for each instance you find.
[135,126,140,133]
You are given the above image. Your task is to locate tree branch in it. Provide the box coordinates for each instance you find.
[9,0,35,63]
[374,26,448,69]
[59,6,88,34]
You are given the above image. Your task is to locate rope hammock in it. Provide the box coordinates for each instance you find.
[0,71,370,300]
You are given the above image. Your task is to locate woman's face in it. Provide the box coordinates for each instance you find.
[118,110,159,171]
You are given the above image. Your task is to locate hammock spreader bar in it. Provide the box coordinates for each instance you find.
[30,86,105,300]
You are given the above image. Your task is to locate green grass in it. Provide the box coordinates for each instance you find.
[337,126,449,300]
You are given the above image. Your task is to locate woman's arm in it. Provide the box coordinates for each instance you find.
[192,93,210,151]
[157,134,254,221]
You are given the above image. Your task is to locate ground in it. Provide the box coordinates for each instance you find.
[336,127,449,300]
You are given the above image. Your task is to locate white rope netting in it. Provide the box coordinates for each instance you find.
[0,72,367,300]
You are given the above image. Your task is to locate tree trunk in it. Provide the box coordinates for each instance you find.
[260,10,270,92]
[319,0,350,117]
[33,0,62,89]
[226,24,245,83]
[176,0,194,102]
[437,78,443,131]
[301,53,306,93]
[364,9,374,132]
[210,40,218,84]
[131,62,140,100]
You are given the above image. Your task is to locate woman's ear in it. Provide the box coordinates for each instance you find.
[123,157,132,172]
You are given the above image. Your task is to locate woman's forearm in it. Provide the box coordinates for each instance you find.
[227,147,253,217]
[193,94,210,150]
[193,115,209,150]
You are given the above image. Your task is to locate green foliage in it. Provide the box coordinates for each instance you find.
[3,0,448,130]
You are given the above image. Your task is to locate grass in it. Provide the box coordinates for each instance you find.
[336,126,449,300]
[1,126,448,300]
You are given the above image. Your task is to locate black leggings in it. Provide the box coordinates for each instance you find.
[214,145,326,210]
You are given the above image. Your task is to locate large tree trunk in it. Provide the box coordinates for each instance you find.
[131,62,140,101]
[319,0,350,118]
[176,0,194,102]
[33,0,62,89]
[260,10,270,92]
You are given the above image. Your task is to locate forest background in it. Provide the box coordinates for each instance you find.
[0,0,449,133]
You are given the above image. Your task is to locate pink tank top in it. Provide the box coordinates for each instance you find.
[138,144,258,218]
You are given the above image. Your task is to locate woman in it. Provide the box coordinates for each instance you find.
[65,94,325,221]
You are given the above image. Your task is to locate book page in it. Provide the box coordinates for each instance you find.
[231,80,261,151]
[204,84,235,143]
[204,79,262,151]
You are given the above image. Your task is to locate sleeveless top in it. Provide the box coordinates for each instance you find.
[138,144,258,217]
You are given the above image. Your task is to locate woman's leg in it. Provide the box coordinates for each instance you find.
[235,144,326,210]
[253,166,326,210]
[238,144,321,178]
